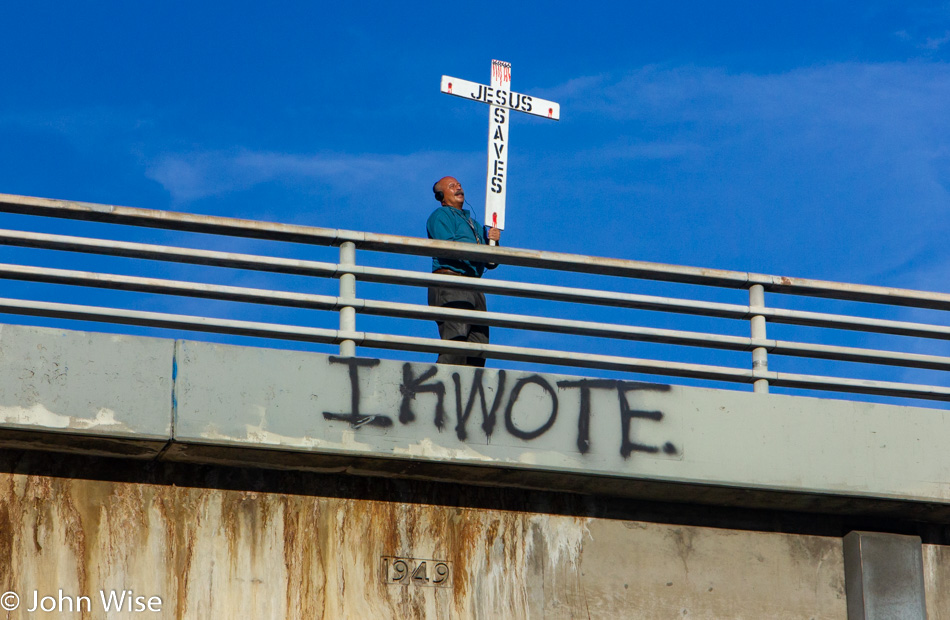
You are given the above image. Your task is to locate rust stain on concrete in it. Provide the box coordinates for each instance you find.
[0,471,855,619]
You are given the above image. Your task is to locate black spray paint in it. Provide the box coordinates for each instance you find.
[504,375,558,440]
[322,357,392,428]
[324,358,678,459]
[398,364,445,428]
[616,383,678,459]
[452,369,505,441]
[555,379,623,454]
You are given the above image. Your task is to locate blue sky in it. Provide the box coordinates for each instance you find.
[0,1,947,403]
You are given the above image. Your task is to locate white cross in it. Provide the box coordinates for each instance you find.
[440,60,560,238]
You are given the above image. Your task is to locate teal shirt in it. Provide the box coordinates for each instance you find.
[426,205,493,277]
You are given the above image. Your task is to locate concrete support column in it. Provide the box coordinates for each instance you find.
[749,284,769,393]
[338,241,357,357]
[843,531,927,620]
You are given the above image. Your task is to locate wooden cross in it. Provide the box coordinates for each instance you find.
[440,60,560,239]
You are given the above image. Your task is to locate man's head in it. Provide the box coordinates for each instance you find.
[433,176,464,209]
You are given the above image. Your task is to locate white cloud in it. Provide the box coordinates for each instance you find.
[563,62,950,129]
[145,149,480,206]
[922,30,950,50]
[590,141,706,161]
[529,74,609,103]
[523,61,950,287]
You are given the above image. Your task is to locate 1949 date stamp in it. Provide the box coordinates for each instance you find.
[380,556,452,588]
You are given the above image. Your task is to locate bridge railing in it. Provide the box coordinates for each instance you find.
[0,192,947,404]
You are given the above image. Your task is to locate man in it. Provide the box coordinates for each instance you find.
[426,176,501,366]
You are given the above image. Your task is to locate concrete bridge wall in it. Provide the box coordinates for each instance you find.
[0,323,948,618]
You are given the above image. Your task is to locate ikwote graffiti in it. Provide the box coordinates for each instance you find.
[323,357,677,459]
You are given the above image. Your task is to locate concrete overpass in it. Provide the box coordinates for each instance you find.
[0,193,947,618]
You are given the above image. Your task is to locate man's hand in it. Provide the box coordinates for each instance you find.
[487,227,501,242]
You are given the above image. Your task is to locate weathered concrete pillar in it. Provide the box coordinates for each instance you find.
[844,531,927,620]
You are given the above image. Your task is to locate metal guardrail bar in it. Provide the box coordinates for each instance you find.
[0,193,947,404]
[3,193,949,310]
[0,296,751,382]
[767,373,950,401]
[2,263,949,372]
[361,334,950,401]
[0,229,343,277]
[0,228,754,317]
[0,263,342,310]
[0,262,752,350]
[1,229,948,341]
[3,295,947,401]
[761,307,949,340]
[765,340,950,371]
[0,297,341,343]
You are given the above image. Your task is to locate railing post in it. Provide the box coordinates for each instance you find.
[338,241,356,356]
[749,284,769,393]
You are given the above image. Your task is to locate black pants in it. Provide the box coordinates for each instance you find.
[428,285,489,367]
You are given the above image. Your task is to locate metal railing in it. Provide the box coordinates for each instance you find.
[0,192,947,404]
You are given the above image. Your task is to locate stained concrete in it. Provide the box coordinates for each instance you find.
[0,470,849,619]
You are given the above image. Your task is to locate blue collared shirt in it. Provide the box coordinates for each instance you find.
[426,205,492,277]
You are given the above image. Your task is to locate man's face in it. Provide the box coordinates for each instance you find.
[437,177,465,209]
